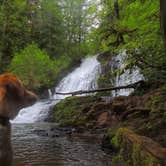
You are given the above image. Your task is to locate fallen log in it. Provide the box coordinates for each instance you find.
[55,80,144,96]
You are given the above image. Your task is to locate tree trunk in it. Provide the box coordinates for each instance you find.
[55,80,144,96]
[160,0,166,47]
[114,0,120,20]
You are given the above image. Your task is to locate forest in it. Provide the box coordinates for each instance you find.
[1,0,166,165]
[0,0,166,91]
[0,0,99,91]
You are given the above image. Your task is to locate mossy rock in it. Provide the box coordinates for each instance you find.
[49,95,101,127]
[97,51,115,95]
[97,51,112,63]
[108,128,166,166]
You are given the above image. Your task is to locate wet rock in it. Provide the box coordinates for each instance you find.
[33,126,75,137]
[97,112,111,127]
[101,96,113,103]
[33,129,49,137]
[50,126,74,135]
[120,107,151,120]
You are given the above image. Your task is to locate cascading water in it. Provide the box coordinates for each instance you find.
[13,52,143,123]
[13,55,101,123]
[112,51,144,96]
[54,55,101,100]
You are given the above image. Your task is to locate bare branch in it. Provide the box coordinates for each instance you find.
[55,80,144,96]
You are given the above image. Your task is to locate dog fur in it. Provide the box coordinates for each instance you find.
[0,73,37,166]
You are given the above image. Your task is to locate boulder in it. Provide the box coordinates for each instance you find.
[109,128,166,166]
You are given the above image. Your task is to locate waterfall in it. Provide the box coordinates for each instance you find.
[13,55,101,123]
[112,51,144,96]
[12,52,143,123]
[54,55,101,100]
[48,89,54,99]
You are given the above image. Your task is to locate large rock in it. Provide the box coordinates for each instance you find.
[107,128,166,166]
[46,95,102,127]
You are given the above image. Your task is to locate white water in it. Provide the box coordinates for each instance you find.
[112,51,143,96]
[13,56,101,123]
[54,55,101,100]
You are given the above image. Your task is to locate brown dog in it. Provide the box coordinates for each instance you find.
[0,73,37,166]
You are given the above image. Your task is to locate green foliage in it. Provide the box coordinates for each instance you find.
[37,0,65,57]
[0,1,96,66]
[0,0,100,91]
[8,43,73,91]
[9,43,56,90]
[95,0,166,82]
[0,0,30,71]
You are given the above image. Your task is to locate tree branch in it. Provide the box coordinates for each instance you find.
[55,80,144,96]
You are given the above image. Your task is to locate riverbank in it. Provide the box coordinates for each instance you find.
[46,85,166,165]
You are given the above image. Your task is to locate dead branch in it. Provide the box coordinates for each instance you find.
[55,80,144,96]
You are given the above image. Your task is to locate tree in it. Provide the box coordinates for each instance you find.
[9,43,55,90]
[0,0,31,72]
[59,0,88,59]
[35,0,65,58]
[0,0,102,90]
[96,0,166,82]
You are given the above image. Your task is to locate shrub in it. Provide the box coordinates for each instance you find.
[9,43,56,90]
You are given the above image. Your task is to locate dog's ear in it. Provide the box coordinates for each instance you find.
[0,74,25,99]
[4,78,25,99]
[0,87,6,102]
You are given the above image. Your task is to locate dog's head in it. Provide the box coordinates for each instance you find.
[0,73,37,119]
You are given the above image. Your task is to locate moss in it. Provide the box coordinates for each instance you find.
[97,52,115,96]
[108,128,163,166]
[97,51,112,63]
[52,95,101,127]
[97,71,115,88]
[145,87,166,116]
[127,88,166,147]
